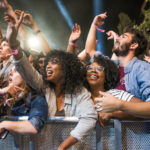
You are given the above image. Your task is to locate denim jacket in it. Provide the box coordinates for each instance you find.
[123,57,150,101]
[12,93,48,132]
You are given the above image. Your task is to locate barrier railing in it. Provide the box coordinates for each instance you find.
[0,117,150,150]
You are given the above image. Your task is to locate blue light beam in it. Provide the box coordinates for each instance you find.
[54,0,74,29]
[93,0,104,54]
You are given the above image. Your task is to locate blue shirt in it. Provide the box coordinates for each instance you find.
[123,57,150,101]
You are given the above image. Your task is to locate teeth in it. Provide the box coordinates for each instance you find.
[90,75,97,79]
[47,70,53,76]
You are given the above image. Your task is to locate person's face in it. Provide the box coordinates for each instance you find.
[86,62,105,87]
[38,57,45,67]
[112,32,134,57]
[0,41,11,59]
[46,58,63,84]
[9,66,24,86]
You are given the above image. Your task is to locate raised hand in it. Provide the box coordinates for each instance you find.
[92,12,107,27]
[95,91,121,112]
[69,23,81,43]
[4,11,24,49]
[15,10,34,28]
[106,30,119,40]
[0,0,10,10]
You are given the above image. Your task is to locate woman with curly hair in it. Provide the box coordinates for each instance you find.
[5,11,97,149]
[86,52,143,127]
[12,48,97,149]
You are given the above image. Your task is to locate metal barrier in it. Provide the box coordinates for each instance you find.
[0,117,150,150]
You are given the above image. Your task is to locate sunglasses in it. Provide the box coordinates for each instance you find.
[86,65,104,72]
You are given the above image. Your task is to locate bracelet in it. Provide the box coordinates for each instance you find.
[69,42,80,53]
[69,42,77,47]
[94,24,105,32]
[114,33,119,38]
[10,47,19,56]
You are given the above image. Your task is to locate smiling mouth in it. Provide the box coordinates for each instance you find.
[89,75,98,80]
[47,70,53,76]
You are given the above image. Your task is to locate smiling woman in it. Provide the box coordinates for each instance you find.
[13,49,97,150]
[84,52,143,127]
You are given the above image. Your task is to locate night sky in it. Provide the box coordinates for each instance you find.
[0,0,144,56]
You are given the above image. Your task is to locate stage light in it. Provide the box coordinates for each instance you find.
[27,36,42,52]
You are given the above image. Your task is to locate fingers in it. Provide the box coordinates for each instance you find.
[72,23,81,32]
[99,118,105,128]
[0,0,8,9]
[106,30,119,40]
[17,11,24,28]
[97,12,107,19]
[15,9,22,15]
[14,86,24,92]
[99,91,109,97]
[4,13,16,24]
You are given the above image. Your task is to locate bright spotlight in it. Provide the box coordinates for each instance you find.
[27,36,41,51]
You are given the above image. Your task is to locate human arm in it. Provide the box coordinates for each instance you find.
[97,92,144,127]
[9,95,48,134]
[69,88,97,144]
[95,91,150,118]
[58,88,97,149]
[84,12,107,59]
[106,30,119,61]
[0,0,29,50]
[58,136,78,150]
[15,10,51,55]
[67,23,81,54]
[27,95,48,132]
[136,62,150,101]
[5,12,44,91]
[0,120,37,134]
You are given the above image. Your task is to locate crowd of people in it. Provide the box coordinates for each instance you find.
[0,0,150,149]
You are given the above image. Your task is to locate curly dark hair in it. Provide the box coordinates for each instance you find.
[125,28,148,57]
[45,50,87,94]
[89,53,119,91]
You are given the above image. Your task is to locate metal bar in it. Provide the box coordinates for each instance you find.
[0,116,79,123]
[29,141,35,150]
[114,119,122,150]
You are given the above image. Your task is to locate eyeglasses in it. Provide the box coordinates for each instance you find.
[86,65,104,72]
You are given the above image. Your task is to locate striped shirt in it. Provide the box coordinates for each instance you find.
[108,89,134,102]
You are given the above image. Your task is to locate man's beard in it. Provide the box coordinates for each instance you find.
[112,42,130,57]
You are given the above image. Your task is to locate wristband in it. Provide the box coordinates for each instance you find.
[7,47,19,57]
[69,42,77,47]
[69,42,79,53]
[94,24,105,32]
